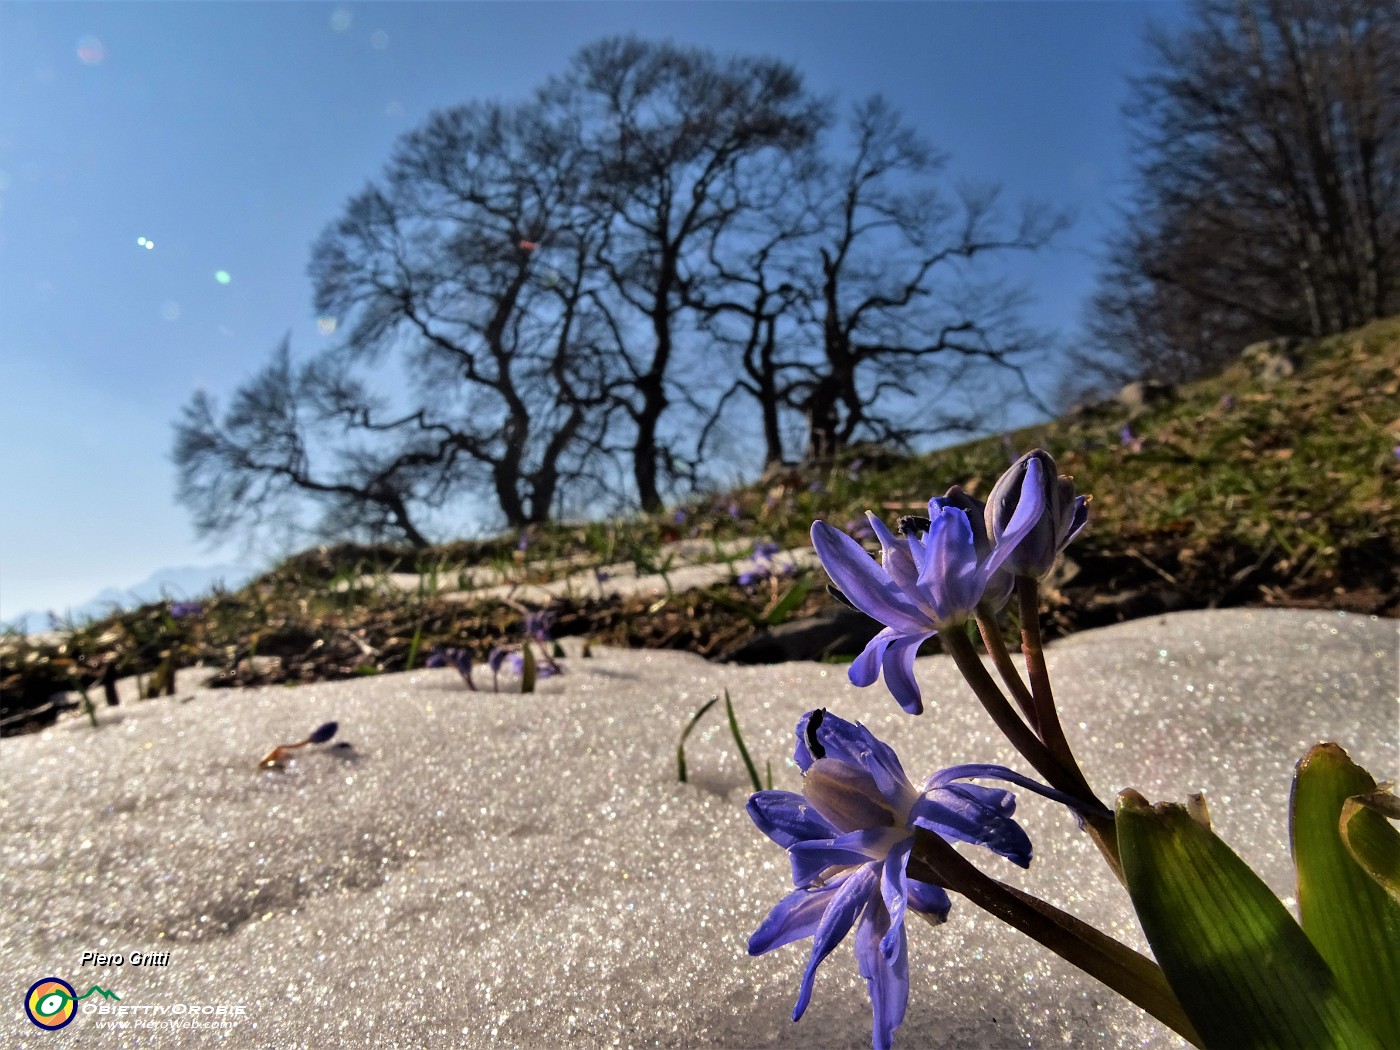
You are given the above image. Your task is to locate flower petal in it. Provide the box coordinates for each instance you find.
[788,838,874,887]
[793,863,879,1021]
[917,508,982,624]
[912,783,1032,868]
[866,512,920,596]
[880,840,912,962]
[747,790,838,849]
[749,881,842,956]
[881,631,934,715]
[855,887,908,1050]
[849,628,896,690]
[906,877,951,920]
[811,521,929,634]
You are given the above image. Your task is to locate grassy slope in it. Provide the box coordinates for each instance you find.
[3,317,1397,729]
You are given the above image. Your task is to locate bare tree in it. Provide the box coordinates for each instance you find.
[796,97,1067,462]
[318,98,625,528]
[173,340,438,548]
[556,37,829,508]
[1081,0,1400,385]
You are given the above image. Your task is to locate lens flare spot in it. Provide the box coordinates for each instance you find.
[161,301,181,322]
[137,236,154,250]
[317,316,338,335]
[76,36,105,65]
[370,30,390,50]
[214,270,231,285]
[330,8,353,32]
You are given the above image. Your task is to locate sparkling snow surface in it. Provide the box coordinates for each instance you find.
[3,610,1395,1048]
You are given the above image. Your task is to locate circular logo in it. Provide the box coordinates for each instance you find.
[25,977,77,1030]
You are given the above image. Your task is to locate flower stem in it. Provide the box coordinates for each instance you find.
[975,611,1038,733]
[908,826,1202,1047]
[1016,579,1086,787]
[943,630,1097,809]
[1013,577,1124,881]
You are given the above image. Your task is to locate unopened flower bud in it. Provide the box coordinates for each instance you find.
[984,450,1088,579]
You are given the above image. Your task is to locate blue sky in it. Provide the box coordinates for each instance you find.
[0,1,1186,621]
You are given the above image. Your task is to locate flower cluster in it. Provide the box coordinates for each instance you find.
[748,449,1096,1049]
[812,451,1086,713]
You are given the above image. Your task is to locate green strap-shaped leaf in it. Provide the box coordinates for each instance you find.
[1117,789,1384,1050]
[1292,743,1400,1046]
[520,643,537,694]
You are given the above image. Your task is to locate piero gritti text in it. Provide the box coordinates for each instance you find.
[80,950,171,967]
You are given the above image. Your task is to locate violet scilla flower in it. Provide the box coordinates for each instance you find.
[748,710,1099,1050]
[811,450,1106,820]
[522,609,563,675]
[425,647,476,690]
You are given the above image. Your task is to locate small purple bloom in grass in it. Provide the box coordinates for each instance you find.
[1393,444,1400,462]
[727,500,743,519]
[524,610,555,643]
[1118,424,1144,453]
[1219,394,1236,411]
[738,569,769,587]
[673,508,688,525]
[812,476,1047,713]
[984,449,1089,581]
[428,647,476,688]
[307,721,338,745]
[170,601,203,619]
[516,532,530,552]
[753,540,781,563]
[748,711,1079,1050]
[844,518,875,542]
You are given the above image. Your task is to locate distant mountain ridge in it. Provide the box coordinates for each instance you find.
[6,562,257,634]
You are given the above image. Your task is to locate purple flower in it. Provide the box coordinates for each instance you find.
[984,450,1089,580]
[524,610,555,644]
[811,482,1046,714]
[737,568,770,587]
[516,532,530,552]
[307,721,338,745]
[844,518,875,542]
[170,601,203,619]
[726,500,743,520]
[673,508,689,526]
[1118,425,1143,453]
[427,647,475,689]
[748,711,1067,1050]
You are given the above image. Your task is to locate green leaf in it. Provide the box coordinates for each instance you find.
[520,643,537,694]
[675,695,719,783]
[760,575,812,626]
[404,624,423,672]
[1117,789,1384,1050]
[724,689,763,794]
[1292,744,1400,1046]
